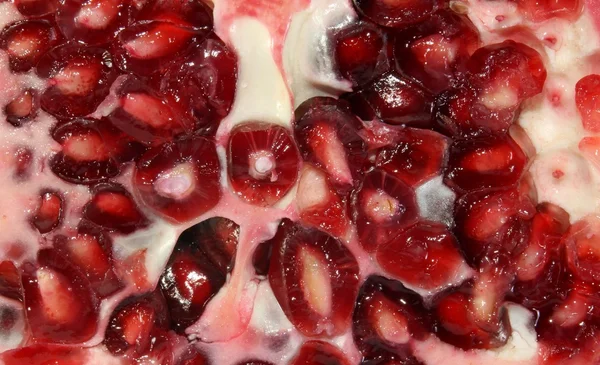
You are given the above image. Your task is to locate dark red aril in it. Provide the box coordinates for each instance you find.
[159,221,228,333]
[268,219,359,337]
[351,169,418,252]
[0,261,22,301]
[50,118,120,184]
[353,276,433,363]
[575,74,600,133]
[114,20,208,76]
[565,215,600,284]
[445,133,529,193]
[31,190,63,234]
[13,146,33,180]
[135,0,213,29]
[352,0,440,28]
[253,239,273,276]
[344,71,433,127]
[228,122,300,206]
[176,347,210,365]
[375,127,449,187]
[37,44,116,118]
[104,291,170,356]
[56,0,131,45]
[2,345,85,365]
[332,21,387,87]
[133,136,221,222]
[237,361,274,365]
[83,183,148,234]
[376,221,468,292]
[295,97,368,191]
[289,340,351,365]
[5,89,37,127]
[516,0,583,22]
[0,19,61,72]
[155,34,237,136]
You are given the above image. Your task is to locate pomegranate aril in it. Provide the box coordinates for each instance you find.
[0,261,22,301]
[31,190,63,234]
[237,361,274,365]
[2,345,86,365]
[351,169,418,252]
[134,135,221,222]
[37,44,116,118]
[352,0,440,28]
[289,341,351,365]
[253,240,273,276]
[295,97,368,190]
[160,221,228,333]
[56,0,131,45]
[376,221,468,292]
[445,133,528,193]
[155,34,237,135]
[394,10,480,93]
[104,291,170,356]
[516,0,583,22]
[565,215,600,284]
[344,71,433,127]
[50,119,118,184]
[176,347,209,365]
[353,276,433,362]
[114,20,207,76]
[375,127,449,187]
[83,183,148,234]
[268,219,359,337]
[21,259,99,343]
[136,0,213,29]
[0,18,61,73]
[575,74,600,133]
[13,147,33,180]
[228,122,299,206]
[332,21,387,87]
[5,89,37,127]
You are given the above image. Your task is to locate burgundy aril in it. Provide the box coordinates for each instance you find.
[344,71,433,127]
[13,0,58,16]
[56,0,131,45]
[5,89,37,127]
[176,347,209,365]
[31,190,63,234]
[375,127,449,187]
[267,219,359,337]
[53,232,123,297]
[352,169,418,252]
[332,21,387,87]
[434,290,510,350]
[159,220,229,333]
[104,291,170,356]
[0,19,61,72]
[352,0,440,28]
[253,240,273,276]
[289,341,351,365]
[136,0,213,29]
[2,345,84,365]
[295,97,368,191]
[295,164,352,239]
[114,20,208,76]
[37,44,116,118]
[445,133,528,193]
[155,35,237,135]
[228,122,300,206]
[0,261,22,301]
[376,221,468,292]
[133,136,221,222]
[394,10,480,93]
[21,257,99,343]
[352,276,433,363]
[565,214,600,284]
[83,183,148,234]
[237,361,274,365]
[13,146,33,180]
[50,118,120,184]
[516,0,583,22]
[107,77,191,145]
[575,74,600,133]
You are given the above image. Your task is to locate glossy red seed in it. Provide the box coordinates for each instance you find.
[253,240,273,276]
[176,347,209,365]
[268,219,359,337]
[5,89,37,127]
[134,136,221,222]
[83,183,148,234]
[576,74,600,133]
[445,134,528,193]
[377,221,468,291]
[353,0,440,28]
[136,0,213,29]
[352,170,418,252]
[0,19,61,72]
[345,71,433,127]
[2,345,85,365]
[189,217,240,274]
[375,127,449,187]
[289,341,351,365]
[37,44,116,118]
[155,34,237,136]
[0,261,22,301]
[516,0,583,22]
[295,97,368,191]
[565,215,600,284]
[228,122,300,206]
[13,147,33,180]
[31,190,63,234]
